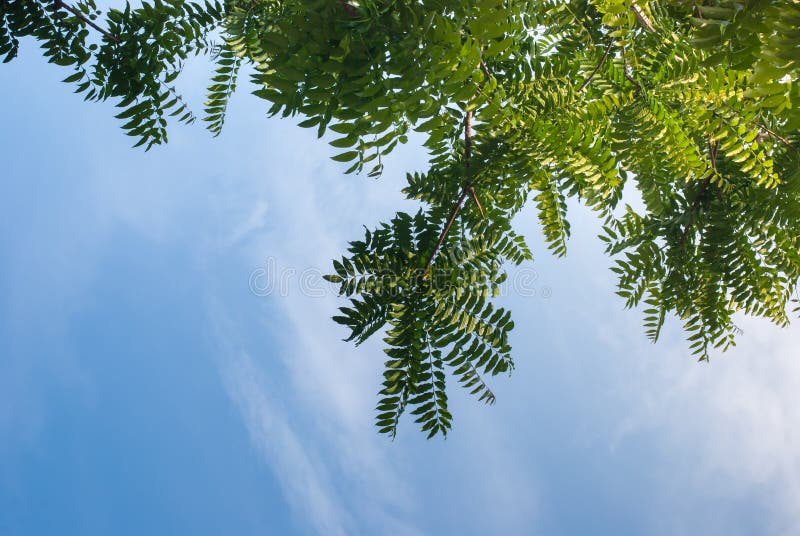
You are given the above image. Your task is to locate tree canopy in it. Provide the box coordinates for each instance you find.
[3,0,799,438]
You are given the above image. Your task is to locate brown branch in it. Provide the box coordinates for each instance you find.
[461,102,484,218]
[471,58,518,133]
[418,56,497,279]
[630,0,657,33]
[420,111,475,280]
[620,47,644,93]
[465,109,472,162]
[419,186,470,281]
[624,69,643,92]
[54,0,119,43]
[579,42,613,92]
[467,186,485,218]
[479,60,491,83]
[759,124,799,156]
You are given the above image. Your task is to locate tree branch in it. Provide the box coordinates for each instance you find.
[420,185,470,281]
[54,0,119,43]
[624,69,643,92]
[479,59,491,83]
[579,42,613,92]
[420,111,475,280]
[461,110,484,217]
[467,186,484,218]
[630,0,657,33]
[759,124,799,156]
[465,108,472,162]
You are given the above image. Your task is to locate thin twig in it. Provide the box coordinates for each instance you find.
[462,113,484,218]
[420,111,475,280]
[579,42,613,92]
[54,0,119,43]
[467,186,485,218]
[471,79,514,130]
[630,0,657,33]
[465,109,472,162]
[759,124,799,155]
[624,69,643,92]
[420,185,470,280]
[620,46,644,93]
[463,73,485,218]
[479,59,491,83]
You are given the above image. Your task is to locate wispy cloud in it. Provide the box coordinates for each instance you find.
[601,305,800,533]
[207,287,423,535]
[220,347,353,536]
[199,122,426,534]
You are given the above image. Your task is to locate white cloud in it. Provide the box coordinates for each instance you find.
[220,348,353,536]
[499,200,800,534]
[197,117,426,534]
[646,319,800,534]
[207,285,424,535]
[590,278,800,533]
[227,200,270,246]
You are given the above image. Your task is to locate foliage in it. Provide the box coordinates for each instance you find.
[1,0,222,148]
[3,0,799,437]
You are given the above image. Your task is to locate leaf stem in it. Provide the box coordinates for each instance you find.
[467,186,484,218]
[420,111,474,280]
[759,124,799,156]
[630,0,657,33]
[579,42,613,92]
[420,184,470,280]
[54,0,119,43]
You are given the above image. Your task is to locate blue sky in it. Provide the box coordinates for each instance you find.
[1,42,799,536]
